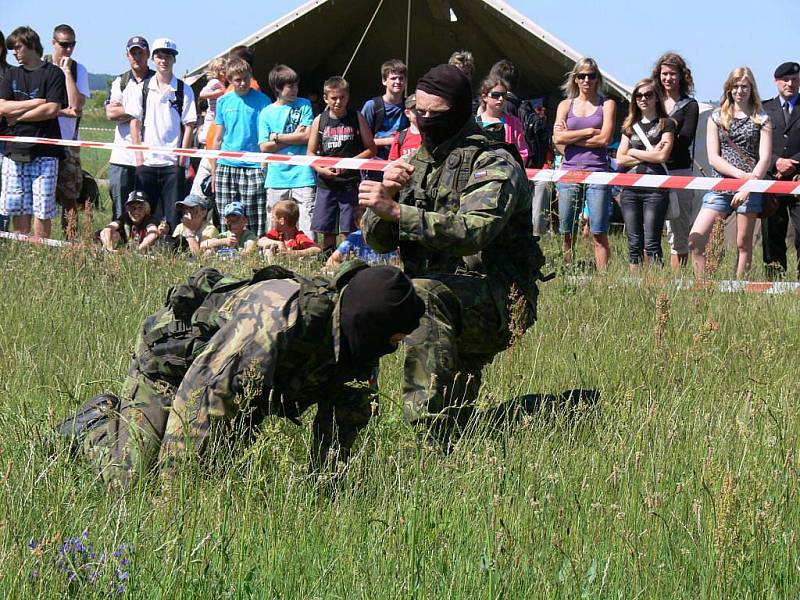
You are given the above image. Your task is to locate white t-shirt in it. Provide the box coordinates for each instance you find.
[123,75,197,167]
[58,61,90,141]
[109,71,152,166]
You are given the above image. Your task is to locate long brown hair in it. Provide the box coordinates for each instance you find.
[652,52,695,98]
[718,66,764,130]
[622,78,670,136]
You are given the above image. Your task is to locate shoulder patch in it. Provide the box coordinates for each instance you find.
[472,170,489,181]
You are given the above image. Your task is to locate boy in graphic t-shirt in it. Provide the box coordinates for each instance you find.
[307,76,376,250]
[258,64,316,234]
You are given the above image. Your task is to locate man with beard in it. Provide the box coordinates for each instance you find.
[59,262,424,486]
[358,64,546,450]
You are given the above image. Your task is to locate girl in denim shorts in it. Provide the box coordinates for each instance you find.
[689,66,772,278]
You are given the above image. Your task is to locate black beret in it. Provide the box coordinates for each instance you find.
[774,62,800,79]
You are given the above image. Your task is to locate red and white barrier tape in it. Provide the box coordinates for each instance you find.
[0,230,72,247]
[2,135,799,195]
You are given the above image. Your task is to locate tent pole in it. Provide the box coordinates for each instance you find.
[342,0,385,78]
[405,0,411,93]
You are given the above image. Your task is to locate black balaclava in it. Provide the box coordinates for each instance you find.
[415,64,473,151]
[339,266,425,365]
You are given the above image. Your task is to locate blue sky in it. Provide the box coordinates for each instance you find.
[2,0,797,102]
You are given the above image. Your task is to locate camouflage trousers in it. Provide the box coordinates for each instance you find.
[56,147,82,206]
[403,274,528,432]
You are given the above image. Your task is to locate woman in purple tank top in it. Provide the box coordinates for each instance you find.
[552,58,616,271]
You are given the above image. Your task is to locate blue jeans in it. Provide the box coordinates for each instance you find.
[557,183,612,235]
[620,188,669,264]
[108,163,137,221]
[702,191,763,215]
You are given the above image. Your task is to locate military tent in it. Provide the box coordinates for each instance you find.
[185,0,631,112]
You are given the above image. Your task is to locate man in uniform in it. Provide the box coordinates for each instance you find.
[359,64,546,449]
[61,263,424,486]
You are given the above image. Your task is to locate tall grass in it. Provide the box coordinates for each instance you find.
[0,233,798,598]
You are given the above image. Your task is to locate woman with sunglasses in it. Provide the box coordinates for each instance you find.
[689,67,772,278]
[553,58,616,270]
[652,52,699,271]
[476,75,528,163]
[615,78,675,271]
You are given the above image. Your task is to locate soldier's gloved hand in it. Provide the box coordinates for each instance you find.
[358,180,400,223]
[381,159,414,195]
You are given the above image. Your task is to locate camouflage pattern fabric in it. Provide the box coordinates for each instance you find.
[81,265,377,485]
[363,121,544,432]
[56,147,83,205]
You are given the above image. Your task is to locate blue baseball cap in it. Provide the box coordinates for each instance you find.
[223,202,246,217]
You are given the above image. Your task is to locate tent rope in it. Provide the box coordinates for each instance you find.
[342,0,385,78]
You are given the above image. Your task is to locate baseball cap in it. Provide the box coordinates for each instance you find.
[126,36,148,51]
[774,62,800,79]
[126,190,149,205]
[176,195,210,210]
[151,37,178,56]
[223,202,246,217]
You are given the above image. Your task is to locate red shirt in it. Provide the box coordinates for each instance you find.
[388,129,422,161]
[264,228,318,250]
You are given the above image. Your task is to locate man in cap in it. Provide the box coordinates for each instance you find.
[106,36,155,220]
[59,262,425,487]
[359,64,546,450]
[125,37,196,230]
[762,61,800,278]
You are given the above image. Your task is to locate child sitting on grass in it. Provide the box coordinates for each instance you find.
[98,190,163,252]
[326,206,398,268]
[258,197,321,257]
[171,194,218,255]
[203,201,257,256]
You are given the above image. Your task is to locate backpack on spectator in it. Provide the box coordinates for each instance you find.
[141,77,186,138]
[517,98,552,168]
[44,55,82,140]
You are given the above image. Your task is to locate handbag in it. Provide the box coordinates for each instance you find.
[632,121,680,220]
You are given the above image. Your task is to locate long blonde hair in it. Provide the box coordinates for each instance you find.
[622,78,670,136]
[718,66,764,130]
[561,57,605,99]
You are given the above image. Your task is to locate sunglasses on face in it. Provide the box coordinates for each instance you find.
[576,72,598,81]
[634,91,654,100]
[487,91,507,99]
[55,40,76,49]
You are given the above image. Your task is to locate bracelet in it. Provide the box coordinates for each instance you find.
[275,134,280,144]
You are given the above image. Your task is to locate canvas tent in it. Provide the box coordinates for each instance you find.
[185,0,631,112]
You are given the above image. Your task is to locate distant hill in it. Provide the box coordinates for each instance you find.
[89,72,115,91]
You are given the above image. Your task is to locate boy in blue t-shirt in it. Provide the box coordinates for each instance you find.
[325,207,398,269]
[210,58,271,236]
[360,59,409,163]
[258,64,316,235]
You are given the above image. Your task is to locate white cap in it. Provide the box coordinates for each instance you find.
[151,37,178,55]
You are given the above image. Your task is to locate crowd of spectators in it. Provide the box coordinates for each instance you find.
[1,23,799,279]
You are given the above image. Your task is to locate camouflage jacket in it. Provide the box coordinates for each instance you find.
[362,120,544,305]
[148,263,376,427]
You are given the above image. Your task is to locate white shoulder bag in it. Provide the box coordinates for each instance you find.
[632,121,681,221]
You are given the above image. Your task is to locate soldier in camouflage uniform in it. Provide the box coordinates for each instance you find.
[68,262,424,485]
[359,64,546,448]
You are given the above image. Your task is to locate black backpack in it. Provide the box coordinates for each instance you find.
[518,99,552,168]
[141,76,186,138]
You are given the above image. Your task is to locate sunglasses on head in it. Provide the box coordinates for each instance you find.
[487,91,507,99]
[576,72,598,81]
[55,40,76,49]
[634,91,654,100]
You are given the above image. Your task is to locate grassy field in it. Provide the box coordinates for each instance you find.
[0,229,798,598]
